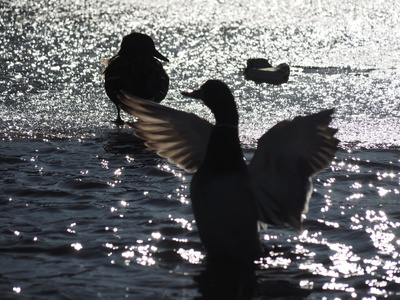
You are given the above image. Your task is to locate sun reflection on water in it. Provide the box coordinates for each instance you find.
[71,243,83,251]
[1,0,400,298]
[169,215,194,231]
[177,248,205,264]
[303,151,400,298]
[322,278,356,296]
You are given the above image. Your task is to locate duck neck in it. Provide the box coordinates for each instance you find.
[202,102,243,172]
[204,124,244,173]
[212,101,239,128]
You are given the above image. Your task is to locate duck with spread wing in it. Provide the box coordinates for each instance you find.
[118,80,339,263]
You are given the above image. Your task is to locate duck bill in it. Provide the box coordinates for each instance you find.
[153,50,169,62]
[181,88,203,99]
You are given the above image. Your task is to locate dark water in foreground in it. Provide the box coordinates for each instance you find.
[1,136,400,299]
[1,0,400,299]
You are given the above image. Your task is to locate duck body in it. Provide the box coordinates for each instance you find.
[117,80,339,262]
[102,32,169,124]
[191,125,263,262]
[244,58,290,85]
[182,82,263,262]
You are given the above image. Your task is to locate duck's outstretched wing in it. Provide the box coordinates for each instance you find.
[248,109,339,232]
[118,91,213,173]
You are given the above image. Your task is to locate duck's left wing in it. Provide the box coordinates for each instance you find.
[118,91,213,173]
[248,109,339,232]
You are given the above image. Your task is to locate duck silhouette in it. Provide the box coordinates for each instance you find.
[101,32,169,125]
[118,80,339,263]
[244,58,290,85]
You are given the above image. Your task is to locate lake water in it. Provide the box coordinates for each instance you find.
[1,0,400,299]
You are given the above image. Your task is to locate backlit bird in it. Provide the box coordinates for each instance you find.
[118,80,339,263]
[244,58,290,85]
[101,32,169,125]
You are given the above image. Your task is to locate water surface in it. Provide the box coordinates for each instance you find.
[1,0,400,299]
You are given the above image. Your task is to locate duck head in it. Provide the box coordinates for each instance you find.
[182,80,238,126]
[118,32,169,62]
[277,63,290,74]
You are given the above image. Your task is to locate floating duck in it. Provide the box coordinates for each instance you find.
[101,32,169,125]
[118,80,339,263]
[244,58,290,85]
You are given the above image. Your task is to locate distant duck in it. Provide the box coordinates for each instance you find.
[244,58,290,85]
[101,32,169,125]
[118,80,339,263]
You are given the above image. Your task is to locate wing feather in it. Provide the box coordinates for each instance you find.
[118,91,213,173]
[249,109,339,232]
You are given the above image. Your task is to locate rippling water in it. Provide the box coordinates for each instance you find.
[1,0,400,299]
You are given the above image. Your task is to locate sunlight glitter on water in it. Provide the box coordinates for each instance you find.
[2,0,400,147]
[170,215,194,231]
[71,243,83,251]
[322,278,356,296]
[123,243,158,267]
[297,233,363,279]
[177,248,205,264]
[1,0,400,299]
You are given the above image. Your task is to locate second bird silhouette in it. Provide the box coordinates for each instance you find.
[101,32,169,125]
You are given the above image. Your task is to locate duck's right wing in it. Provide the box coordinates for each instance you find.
[248,109,339,232]
[118,91,213,173]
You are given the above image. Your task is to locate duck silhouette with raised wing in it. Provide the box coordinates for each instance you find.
[118,80,339,263]
[102,32,169,125]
